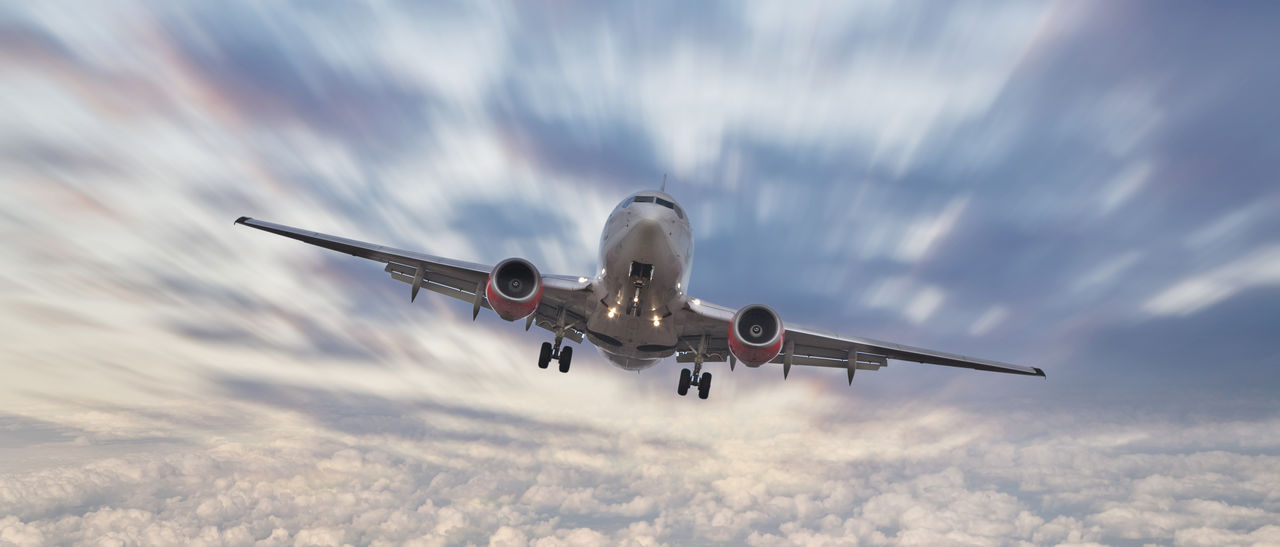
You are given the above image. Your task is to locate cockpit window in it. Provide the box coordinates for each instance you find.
[656,198,684,219]
[620,197,633,208]
[628,195,683,218]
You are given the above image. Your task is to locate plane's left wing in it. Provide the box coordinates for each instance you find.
[234,217,594,342]
[672,298,1044,383]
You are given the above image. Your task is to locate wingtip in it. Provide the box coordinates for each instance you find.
[1034,367,1046,378]
[234,216,251,226]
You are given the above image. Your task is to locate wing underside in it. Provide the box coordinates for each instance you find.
[673,299,1043,383]
[234,217,593,341]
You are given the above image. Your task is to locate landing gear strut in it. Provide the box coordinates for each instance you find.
[536,308,574,373]
[626,262,652,317]
[677,335,713,400]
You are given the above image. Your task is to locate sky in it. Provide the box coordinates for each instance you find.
[2,1,1279,545]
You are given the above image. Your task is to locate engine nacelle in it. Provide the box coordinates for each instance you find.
[485,258,542,321]
[728,304,784,367]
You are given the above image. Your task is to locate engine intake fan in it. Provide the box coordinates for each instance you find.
[485,258,542,321]
[728,304,784,366]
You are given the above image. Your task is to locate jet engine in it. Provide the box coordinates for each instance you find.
[485,258,542,321]
[728,304,784,367]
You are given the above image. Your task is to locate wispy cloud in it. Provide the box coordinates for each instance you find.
[1143,245,1280,317]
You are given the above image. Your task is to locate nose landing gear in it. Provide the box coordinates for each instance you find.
[625,262,653,317]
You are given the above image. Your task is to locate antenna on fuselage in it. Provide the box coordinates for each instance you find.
[660,173,667,193]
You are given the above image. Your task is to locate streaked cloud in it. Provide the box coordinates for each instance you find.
[1142,245,1280,317]
[1099,161,1151,215]
[895,197,970,263]
[968,305,1009,337]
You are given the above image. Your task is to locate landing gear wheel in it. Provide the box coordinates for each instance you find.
[538,342,552,369]
[677,369,691,396]
[558,346,573,373]
[698,372,712,400]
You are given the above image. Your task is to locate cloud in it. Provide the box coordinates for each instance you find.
[895,197,970,263]
[1099,161,1151,215]
[2,391,1278,545]
[967,305,1009,337]
[903,285,946,325]
[863,277,949,326]
[5,0,1278,393]
[1142,245,1280,317]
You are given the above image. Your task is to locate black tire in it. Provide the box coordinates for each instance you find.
[558,346,573,373]
[677,369,691,396]
[538,342,552,369]
[698,372,712,400]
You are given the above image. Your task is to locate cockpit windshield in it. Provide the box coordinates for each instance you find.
[618,194,685,219]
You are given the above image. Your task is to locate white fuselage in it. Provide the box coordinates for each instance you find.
[585,191,693,370]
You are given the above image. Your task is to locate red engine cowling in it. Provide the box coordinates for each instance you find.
[485,258,542,321]
[728,304,784,367]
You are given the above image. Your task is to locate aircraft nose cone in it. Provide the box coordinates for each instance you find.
[633,214,663,234]
[627,215,668,249]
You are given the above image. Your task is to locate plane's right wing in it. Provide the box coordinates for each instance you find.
[672,298,1044,383]
[234,217,595,342]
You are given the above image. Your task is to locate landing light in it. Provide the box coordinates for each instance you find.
[691,298,701,306]
[652,316,661,327]
[607,307,617,319]
[577,277,588,283]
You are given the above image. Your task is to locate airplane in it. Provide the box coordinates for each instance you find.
[234,188,1044,400]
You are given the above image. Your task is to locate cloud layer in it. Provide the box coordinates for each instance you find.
[3,386,1279,546]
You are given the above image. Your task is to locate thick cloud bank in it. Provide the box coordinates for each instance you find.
[2,389,1278,546]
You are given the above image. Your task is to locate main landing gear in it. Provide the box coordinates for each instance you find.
[536,308,573,373]
[677,334,713,399]
[677,363,712,399]
[538,338,573,373]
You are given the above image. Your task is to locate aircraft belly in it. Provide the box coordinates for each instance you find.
[586,313,677,370]
[589,198,692,372]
